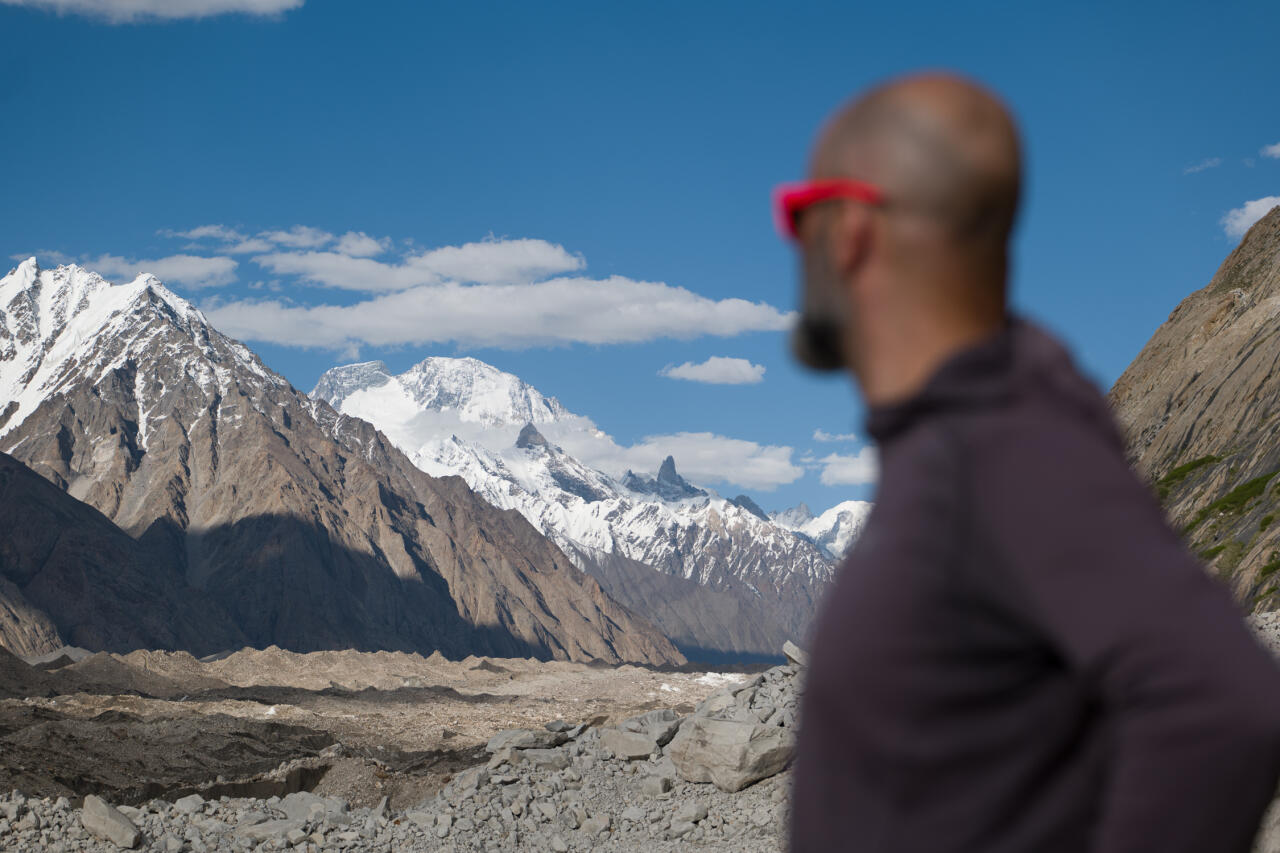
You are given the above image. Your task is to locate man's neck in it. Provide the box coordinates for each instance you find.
[851,311,1006,407]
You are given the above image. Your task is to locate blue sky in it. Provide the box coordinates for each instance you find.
[2,0,1278,513]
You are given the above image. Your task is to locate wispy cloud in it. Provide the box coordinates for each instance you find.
[816,448,879,486]
[83,253,237,288]
[247,237,584,292]
[258,225,334,250]
[659,356,765,385]
[0,0,303,22]
[206,277,792,351]
[812,429,857,443]
[1222,197,1280,240]
[162,224,243,242]
[1183,157,1222,175]
[1262,143,1280,159]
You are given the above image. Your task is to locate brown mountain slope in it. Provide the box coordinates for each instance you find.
[0,260,682,664]
[0,451,246,657]
[1109,204,1280,609]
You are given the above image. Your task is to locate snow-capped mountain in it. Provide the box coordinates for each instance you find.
[0,258,681,665]
[770,501,873,561]
[313,356,860,657]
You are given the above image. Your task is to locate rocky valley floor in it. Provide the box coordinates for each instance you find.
[11,617,1280,852]
[0,645,797,851]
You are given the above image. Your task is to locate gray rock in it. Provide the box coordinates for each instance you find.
[486,728,569,752]
[641,775,673,796]
[235,818,305,841]
[620,806,647,822]
[81,795,140,849]
[544,720,572,733]
[371,795,389,819]
[279,791,327,823]
[173,794,204,815]
[581,813,611,836]
[676,801,709,823]
[695,689,738,718]
[667,717,795,792]
[522,748,570,770]
[621,708,683,746]
[599,728,659,761]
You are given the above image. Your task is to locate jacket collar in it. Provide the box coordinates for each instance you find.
[865,315,1037,443]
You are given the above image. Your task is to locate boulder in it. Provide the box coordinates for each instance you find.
[783,640,809,667]
[279,791,326,822]
[522,748,570,770]
[599,728,659,760]
[620,708,683,746]
[235,818,305,842]
[667,717,794,792]
[81,795,140,849]
[486,728,569,752]
[173,794,204,815]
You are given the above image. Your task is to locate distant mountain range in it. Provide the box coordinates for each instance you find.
[312,357,870,659]
[1110,204,1280,610]
[0,258,681,665]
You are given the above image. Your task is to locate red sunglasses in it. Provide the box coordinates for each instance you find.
[772,178,886,241]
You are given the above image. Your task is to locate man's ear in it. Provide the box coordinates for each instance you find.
[828,205,872,283]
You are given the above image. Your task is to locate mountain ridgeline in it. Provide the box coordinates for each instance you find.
[312,357,870,662]
[1109,205,1280,609]
[0,259,682,665]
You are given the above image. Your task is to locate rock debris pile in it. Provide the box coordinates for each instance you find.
[0,649,804,852]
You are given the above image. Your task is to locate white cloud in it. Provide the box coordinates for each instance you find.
[659,356,765,385]
[250,251,433,291]
[611,432,801,491]
[206,276,793,350]
[258,225,335,249]
[251,237,585,292]
[1183,157,1222,175]
[812,429,857,442]
[1221,197,1280,240]
[817,448,879,486]
[1262,142,1280,159]
[225,238,277,254]
[0,0,303,21]
[82,253,237,289]
[334,231,391,257]
[411,238,584,284]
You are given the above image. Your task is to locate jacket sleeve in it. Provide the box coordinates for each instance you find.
[971,420,1280,853]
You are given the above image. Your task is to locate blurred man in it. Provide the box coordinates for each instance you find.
[778,73,1280,853]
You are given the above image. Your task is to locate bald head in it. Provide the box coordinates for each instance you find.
[813,73,1021,255]
[790,74,1021,387]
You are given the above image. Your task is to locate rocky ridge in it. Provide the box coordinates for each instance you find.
[0,259,680,665]
[313,358,849,659]
[1108,205,1280,608]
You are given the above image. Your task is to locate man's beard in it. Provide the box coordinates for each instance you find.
[792,247,848,372]
[791,312,846,372]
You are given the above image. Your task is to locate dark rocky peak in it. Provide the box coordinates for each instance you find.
[623,456,706,501]
[729,494,769,521]
[515,422,551,451]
